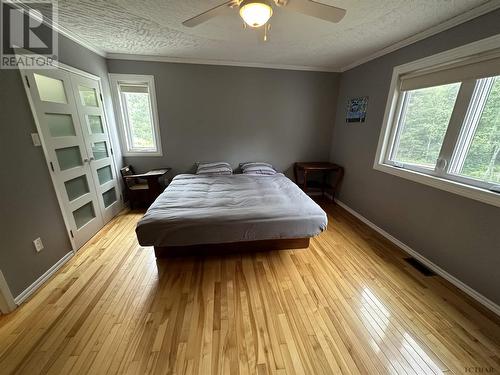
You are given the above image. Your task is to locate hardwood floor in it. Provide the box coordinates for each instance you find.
[0,203,499,374]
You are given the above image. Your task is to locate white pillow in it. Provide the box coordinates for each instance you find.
[196,162,232,175]
[240,162,276,175]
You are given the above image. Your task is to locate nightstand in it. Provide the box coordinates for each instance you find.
[294,162,344,201]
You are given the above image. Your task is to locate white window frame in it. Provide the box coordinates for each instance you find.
[374,34,500,208]
[109,74,162,157]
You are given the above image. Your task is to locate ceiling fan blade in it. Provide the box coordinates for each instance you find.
[284,0,346,23]
[182,1,235,27]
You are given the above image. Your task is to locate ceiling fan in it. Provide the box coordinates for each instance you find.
[182,0,346,40]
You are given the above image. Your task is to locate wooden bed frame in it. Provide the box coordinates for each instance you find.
[154,237,310,258]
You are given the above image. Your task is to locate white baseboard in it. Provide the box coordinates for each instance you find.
[14,251,74,306]
[334,199,500,317]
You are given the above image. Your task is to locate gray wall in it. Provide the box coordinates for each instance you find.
[106,60,339,177]
[0,34,120,297]
[330,10,500,304]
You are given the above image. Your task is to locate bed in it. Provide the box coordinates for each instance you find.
[136,173,328,257]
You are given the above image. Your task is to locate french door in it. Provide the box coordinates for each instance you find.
[22,67,121,249]
[70,74,121,224]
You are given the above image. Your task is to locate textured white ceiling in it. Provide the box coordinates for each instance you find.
[56,0,493,70]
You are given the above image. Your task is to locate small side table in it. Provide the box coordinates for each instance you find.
[294,162,344,201]
[132,168,171,203]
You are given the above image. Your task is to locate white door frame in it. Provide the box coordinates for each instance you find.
[0,271,17,314]
[16,51,123,252]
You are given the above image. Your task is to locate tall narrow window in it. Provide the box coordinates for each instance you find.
[110,75,162,156]
[450,76,500,184]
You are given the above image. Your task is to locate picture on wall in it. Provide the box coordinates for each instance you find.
[346,96,368,123]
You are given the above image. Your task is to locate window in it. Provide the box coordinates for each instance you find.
[375,36,500,207]
[109,74,162,156]
[391,83,461,169]
[450,76,500,185]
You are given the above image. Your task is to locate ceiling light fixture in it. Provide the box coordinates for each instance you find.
[239,0,273,28]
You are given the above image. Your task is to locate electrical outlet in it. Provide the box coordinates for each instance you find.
[33,237,44,252]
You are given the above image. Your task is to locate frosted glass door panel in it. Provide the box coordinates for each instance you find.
[102,188,117,208]
[92,141,108,160]
[47,113,76,137]
[88,115,104,134]
[97,165,113,185]
[34,74,67,104]
[73,202,96,229]
[56,146,83,170]
[79,86,98,107]
[65,175,90,201]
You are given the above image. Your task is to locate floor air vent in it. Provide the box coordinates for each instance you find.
[404,258,436,276]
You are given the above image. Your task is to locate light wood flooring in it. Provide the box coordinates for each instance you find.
[0,203,499,374]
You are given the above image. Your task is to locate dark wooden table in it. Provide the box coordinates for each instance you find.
[133,168,171,203]
[294,162,344,201]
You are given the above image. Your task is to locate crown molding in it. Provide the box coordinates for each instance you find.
[105,53,339,72]
[340,0,500,72]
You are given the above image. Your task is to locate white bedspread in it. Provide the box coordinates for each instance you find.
[136,173,328,247]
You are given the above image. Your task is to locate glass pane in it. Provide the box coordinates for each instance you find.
[73,201,95,229]
[392,83,461,168]
[92,141,108,160]
[457,76,500,183]
[122,91,156,150]
[97,165,113,185]
[56,146,82,171]
[79,86,98,107]
[88,115,104,134]
[34,74,67,104]
[64,175,89,201]
[102,188,117,208]
[46,113,76,137]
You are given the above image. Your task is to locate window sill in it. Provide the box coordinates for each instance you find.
[122,151,163,157]
[373,163,500,208]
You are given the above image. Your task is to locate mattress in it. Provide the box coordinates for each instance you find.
[136,173,328,247]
